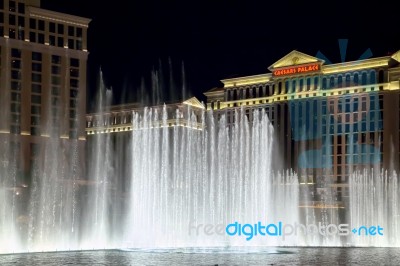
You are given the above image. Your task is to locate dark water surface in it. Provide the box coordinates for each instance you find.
[0,247,399,265]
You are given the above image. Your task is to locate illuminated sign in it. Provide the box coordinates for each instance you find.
[273,63,320,77]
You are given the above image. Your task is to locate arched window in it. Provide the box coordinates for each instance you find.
[217,101,220,109]
[239,88,244,99]
[299,79,304,92]
[292,80,297,93]
[378,70,384,83]
[211,102,215,109]
[370,71,376,84]
[330,76,335,88]
[258,86,263,97]
[233,89,238,100]
[278,82,282,94]
[271,84,275,95]
[345,74,351,87]
[285,80,289,93]
[314,77,319,90]
[252,87,257,98]
[246,88,250,99]
[322,78,327,90]
[337,75,343,88]
[353,73,359,85]
[307,78,311,91]
[361,72,367,85]
[266,85,270,96]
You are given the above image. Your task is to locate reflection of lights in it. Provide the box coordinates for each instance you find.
[16,192,20,196]
[21,184,28,188]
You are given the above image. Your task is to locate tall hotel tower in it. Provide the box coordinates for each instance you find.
[0,0,90,181]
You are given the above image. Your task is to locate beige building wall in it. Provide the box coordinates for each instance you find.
[0,0,90,177]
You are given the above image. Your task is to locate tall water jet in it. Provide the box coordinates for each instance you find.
[84,71,114,249]
[26,59,82,252]
[124,106,300,247]
[0,137,21,253]
[349,169,400,247]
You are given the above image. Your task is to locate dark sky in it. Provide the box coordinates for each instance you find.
[41,0,400,109]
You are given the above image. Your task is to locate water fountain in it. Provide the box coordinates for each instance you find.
[1,67,400,254]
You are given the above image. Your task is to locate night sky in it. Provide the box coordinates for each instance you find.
[41,0,400,110]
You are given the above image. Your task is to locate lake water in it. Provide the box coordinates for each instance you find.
[0,247,399,265]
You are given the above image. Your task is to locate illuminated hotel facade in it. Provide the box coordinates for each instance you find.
[204,50,400,201]
[0,0,90,179]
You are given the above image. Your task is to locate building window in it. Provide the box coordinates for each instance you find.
[378,70,384,83]
[9,1,16,12]
[329,76,335,88]
[11,70,21,80]
[70,68,79,78]
[76,28,82,38]
[11,92,20,102]
[29,32,36,42]
[11,103,21,113]
[11,59,21,69]
[38,20,45,31]
[70,99,77,108]
[49,35,56,46]
[30,18,36,29]
[345,74,351,87]
[68,39,74,49]
[31,116,40,126]
[353,73,359,85]
[51,86,59,96]
[30,83,41,94]
[57,37,64,47]
[49,22,56,33]
[361,72,367,85]
[70,89,78,98]
[11,48,21,58]
[32,63,41,72]
[11,81,21,90]
[52,76,61,85]
[9,14,16,25]
[38,33,44,44]
[76,40,82,50]
[370,71,376,84]
[52,55,61,64]
[58,24,64,34]
[32,73,41,82]
[10,126,20,134]
[32,52,42,61]
[18,15,24,27]
[31,127,40,136]
[70,58,79,67]
[68,26,75,36]
[31,95,41,104]
[17,2,25,14]
[337,75,343,88]
[52,65,61,75]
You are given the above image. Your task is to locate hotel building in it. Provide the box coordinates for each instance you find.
[204,50,400,202]
[0,0,90,180]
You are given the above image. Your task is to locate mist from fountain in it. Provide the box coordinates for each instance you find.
[1,65,400,253]
[124,106,300,247]
[349,169,400,247]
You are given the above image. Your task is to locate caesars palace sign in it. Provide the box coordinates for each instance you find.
[273,63,320,77]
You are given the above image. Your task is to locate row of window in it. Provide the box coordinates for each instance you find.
[224,70,385,102]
